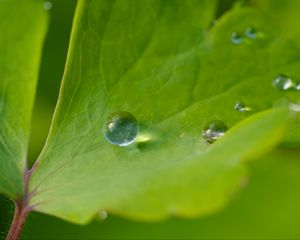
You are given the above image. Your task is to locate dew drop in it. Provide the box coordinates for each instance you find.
[234,100,251,112]
[295,84,300,91]
[289,103,300,112]
[231,32,243,45]
[273,74,294,90]
[43,1,53,10]
[245,27,257,39]
[202,120,228,144]
[98,210,108,220]
[103,111,138,146]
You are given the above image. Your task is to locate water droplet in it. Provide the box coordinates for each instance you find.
[289,103,300,112]
[231,32,243,45]
[295,84,300,91]
[98,210,108,220]
[103,111,138,146]
[244,27,257,39]
[273,74,294,90]
[202,120,228,143]
[43,1,53,10]
[234,100,251,112]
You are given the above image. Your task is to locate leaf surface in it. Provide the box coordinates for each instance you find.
[22,149,300,239]
[29,0,298,223]
[0,0,48,199]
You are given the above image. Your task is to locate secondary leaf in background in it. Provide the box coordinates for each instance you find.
[27,0,77,165]
[252,0,300,49]
[0,0,48,199]
[28,0,297,223]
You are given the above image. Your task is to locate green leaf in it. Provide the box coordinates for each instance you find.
[29,0,297,223]
[30,105,291,224]
[253,0,300,49]
[0,0,48,199]
[23,148,300,239]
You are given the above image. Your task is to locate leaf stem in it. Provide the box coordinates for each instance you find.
[6,201,30,240]
[6,168,32,240]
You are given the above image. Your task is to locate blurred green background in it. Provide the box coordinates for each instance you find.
[1,0,300,239]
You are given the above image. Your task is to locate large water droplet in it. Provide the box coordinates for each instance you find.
[231,32,243,45]
[202,120,228,143]
[234,100,251,112]
[43,1,53,10]
[103,111,138,146]
[273,74,294,90]
[245,27,257,39]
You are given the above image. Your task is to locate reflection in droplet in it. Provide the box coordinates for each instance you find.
[103,111,138,146]
[234,100,252,112]
[273,74,294,90]
[136,132,152,143]
[202,120,228,144]
[231,32,243,45]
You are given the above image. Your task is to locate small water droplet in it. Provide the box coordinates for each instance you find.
[43,1,53,10]
[244,27,257,39]
[103,111,138,146]
[289,103,300,112]
[202,120,228,144]
[295,84,300,91]
[273,74,295,90]
[231,32,243,45]
[98,210,108,220]
[234,100,252,112]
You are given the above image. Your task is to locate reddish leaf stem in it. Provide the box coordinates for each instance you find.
[6,201,30,240]
[6,168,32,240]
